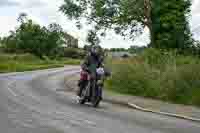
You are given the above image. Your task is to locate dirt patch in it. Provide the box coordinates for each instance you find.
[64,74,79,92]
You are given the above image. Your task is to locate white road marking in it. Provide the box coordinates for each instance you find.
[7,81,18,97]
[7,87,17,97]
[84,120,96,126]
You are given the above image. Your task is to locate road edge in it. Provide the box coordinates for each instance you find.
[65,72,200,123]
[127,103,200,122]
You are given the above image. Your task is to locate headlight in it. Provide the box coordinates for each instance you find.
[97,80,103,85]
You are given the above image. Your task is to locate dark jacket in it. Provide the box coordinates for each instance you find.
[81,53,103,74]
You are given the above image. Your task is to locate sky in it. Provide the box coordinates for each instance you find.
[0,0,200,48]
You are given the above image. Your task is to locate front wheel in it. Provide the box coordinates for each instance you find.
[92,86,102,108]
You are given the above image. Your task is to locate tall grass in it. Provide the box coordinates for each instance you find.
[106,49,200,107]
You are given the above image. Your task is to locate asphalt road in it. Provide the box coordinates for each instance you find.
[1,66,200,133]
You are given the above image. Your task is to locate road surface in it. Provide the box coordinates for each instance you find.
[0,66,200,133]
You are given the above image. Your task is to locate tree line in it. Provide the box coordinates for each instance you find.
[0,13,84,59]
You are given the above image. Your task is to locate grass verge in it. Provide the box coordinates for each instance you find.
[0,53,81,73]
[105,49,200,107]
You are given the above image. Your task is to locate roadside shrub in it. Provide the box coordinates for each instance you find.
[0,47,3,52]
[63,48,85,59]
[106,48,200,107]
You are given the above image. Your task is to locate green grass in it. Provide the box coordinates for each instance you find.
[0,53,81,73]
[105,49,200,107]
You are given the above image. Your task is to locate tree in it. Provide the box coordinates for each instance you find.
[3,14,65,58]
[15,19,49,57]
[86,30,100,46]
[17,12,28,23]
[151,0,193,50]
[190,40,200,57]
[60,0,193,50]
[0,37,2,49]
[83,44,91,51]
[46,23,64,57]
[2,30,19,53]
[0,37,2,45]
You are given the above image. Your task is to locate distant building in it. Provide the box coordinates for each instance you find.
[61,33,79,48]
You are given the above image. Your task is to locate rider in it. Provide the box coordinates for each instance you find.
[77,45,104,98]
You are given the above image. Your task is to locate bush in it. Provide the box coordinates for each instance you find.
[63,48,85,59]
[106,49,200,107]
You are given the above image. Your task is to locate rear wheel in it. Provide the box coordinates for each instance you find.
[79,82,90,105]
[78,88,86,105]
[79,90,86,104]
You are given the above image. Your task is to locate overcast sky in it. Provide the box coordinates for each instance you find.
[0,0,200,48]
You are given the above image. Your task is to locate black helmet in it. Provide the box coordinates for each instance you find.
[90,45,102,56]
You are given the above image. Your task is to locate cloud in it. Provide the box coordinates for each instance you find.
[20,1,45,9]
[0,0,199,48]
[192,0,200,14]
[0,0,19,7]
[0,16,18,36]
[191,0,200,40]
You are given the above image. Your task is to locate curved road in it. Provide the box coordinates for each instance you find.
[0,66,200,133]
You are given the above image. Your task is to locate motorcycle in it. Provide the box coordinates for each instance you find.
[78,67,111,107]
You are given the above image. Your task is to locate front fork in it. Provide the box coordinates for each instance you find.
[88,74,104,100]
[95,79,104,99]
